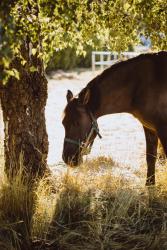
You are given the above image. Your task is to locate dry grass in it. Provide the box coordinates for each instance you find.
[0,157,167,249]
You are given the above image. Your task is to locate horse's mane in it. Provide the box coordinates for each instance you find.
[101,51,166,77]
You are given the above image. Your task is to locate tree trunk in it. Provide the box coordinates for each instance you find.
[0,55,49,180]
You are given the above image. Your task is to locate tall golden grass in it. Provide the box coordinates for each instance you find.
[0,156,167,249]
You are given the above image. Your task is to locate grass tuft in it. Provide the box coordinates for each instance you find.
[0,157,167,249]
[0,171,36,249]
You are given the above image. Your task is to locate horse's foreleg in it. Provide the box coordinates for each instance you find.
[143,127,158,185]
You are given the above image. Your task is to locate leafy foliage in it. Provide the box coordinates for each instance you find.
[0,0,166,78]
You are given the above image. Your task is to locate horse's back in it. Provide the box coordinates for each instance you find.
[132,51,167,128]
[152,51,167,83]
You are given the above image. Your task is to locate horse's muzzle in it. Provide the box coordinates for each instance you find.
[62,153,83,167]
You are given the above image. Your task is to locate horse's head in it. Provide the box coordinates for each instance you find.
[62,89,101,166]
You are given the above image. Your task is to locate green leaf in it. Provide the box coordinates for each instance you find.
[21,59,27,66]
[124,3,130,11]
[32,48,37,56]
[13,68,20,80]
[4,68,20,80]
[29,66,37,72]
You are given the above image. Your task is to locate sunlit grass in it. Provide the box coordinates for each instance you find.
[0,169,35,249]
[0,156,167,249]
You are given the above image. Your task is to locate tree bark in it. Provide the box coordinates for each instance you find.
[0,55,49,180]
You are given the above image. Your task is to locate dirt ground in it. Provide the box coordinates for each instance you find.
[46,69,147,177]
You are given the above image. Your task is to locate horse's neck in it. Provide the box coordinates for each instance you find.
[94,67,134,118]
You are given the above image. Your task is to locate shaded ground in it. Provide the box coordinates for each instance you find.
[1,158,167,250]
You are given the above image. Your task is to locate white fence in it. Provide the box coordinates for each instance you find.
[92,51,140,71]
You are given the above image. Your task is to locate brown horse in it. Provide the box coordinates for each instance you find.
[62,51,167,185]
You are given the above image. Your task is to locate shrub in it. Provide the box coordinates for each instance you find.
[46,46,92,72]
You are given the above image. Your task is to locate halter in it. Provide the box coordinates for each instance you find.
[64,112,102,155]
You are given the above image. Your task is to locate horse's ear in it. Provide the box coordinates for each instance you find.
[66,90,73,103]
[79,88,90,105]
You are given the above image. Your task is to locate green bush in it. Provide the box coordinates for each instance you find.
[46,46,92,72]
[46,44,135,72]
